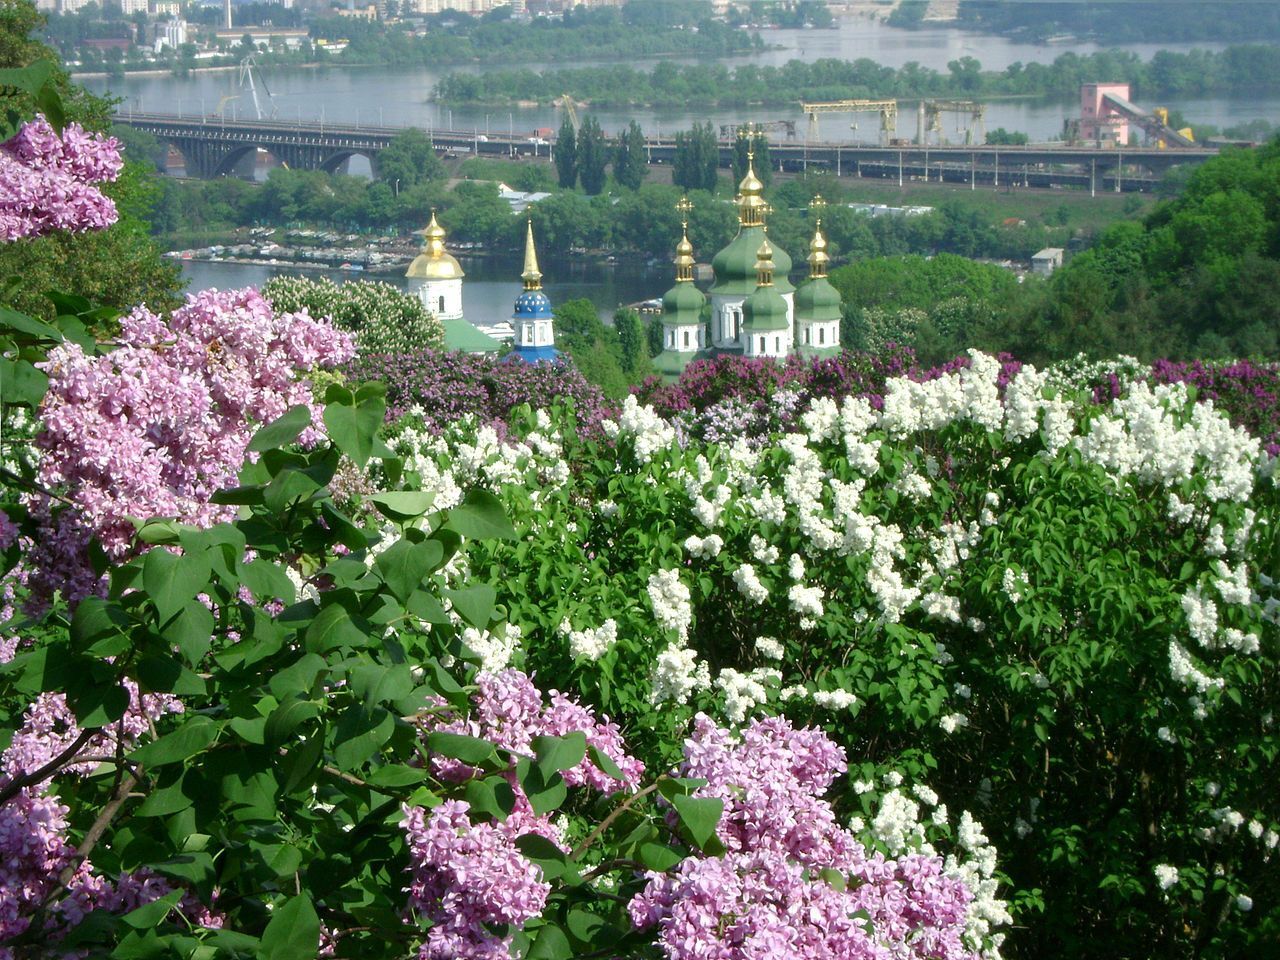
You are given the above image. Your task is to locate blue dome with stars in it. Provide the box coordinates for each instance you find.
[513,289,553,321]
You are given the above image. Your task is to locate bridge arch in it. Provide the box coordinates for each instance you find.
[320,149,379,178]
[211,143,287,180]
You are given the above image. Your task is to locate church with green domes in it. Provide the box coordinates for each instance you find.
[653,152,844,379]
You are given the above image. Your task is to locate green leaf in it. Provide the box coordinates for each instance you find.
[637,841,683,871]
[526,922,572,960]
[320,502,369,552]
[516,757,568,817]
[304,603,368,653]
[70,597,129,651]
[366,490,436,522]
[533,732,587,781]
[69,680,130,729]
[162,601,215,665]
[464,775,516,820]
[0,304,62,342]
[264,699,321,747]
[587,744,625,783]
[131,716,220,768]
[240,558,298,605]
[323,394,385,469]
[428,731,495,765]
[257,894,319,960]
[364,764,430,789]
[445,584,496,630]
[120,890,182,930]
[375,539,442,602]
[445,488,518,541]
[332,705,394,771]
[350,663,414,705]
[671,794,723,852]
[515,834,569,880]
[143,549,211,627]
[0,357,48,406]
[249,405,313,453]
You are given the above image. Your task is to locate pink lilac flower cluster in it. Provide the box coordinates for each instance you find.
[0,115,122,242]
[30,287,353,603]
[629,714,981,960]
[402,800,550,960]
[0,681,212,955]
[426,668,644,796]
[403,669,643,960]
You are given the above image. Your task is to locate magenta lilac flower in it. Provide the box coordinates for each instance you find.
[631,714,981,960]
[29,287,353,603]
[0,115,122,242]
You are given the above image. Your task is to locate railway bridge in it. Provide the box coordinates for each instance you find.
[115,113,1222,192]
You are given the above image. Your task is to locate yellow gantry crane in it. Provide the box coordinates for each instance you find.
[918,99,987,145]
[554,94,582,134]
[801,99,898,145]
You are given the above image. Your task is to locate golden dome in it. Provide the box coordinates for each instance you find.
[754,237,775,286]
[736,151,767,227]
[405,210,465,281]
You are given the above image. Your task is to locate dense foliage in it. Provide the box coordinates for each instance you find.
[434,44,1280,108]
[956,0,1280,42]
[261,275,444,357]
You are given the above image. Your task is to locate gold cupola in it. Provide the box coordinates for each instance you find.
[521,218,543,291]
[808,195,830,279]
[674,195,696,283]
[737,143,767,228]
[405,210,465,281]
[754,236,775,287]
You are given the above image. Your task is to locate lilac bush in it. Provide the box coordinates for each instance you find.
[0,115,121,242]
[346,348,610,435]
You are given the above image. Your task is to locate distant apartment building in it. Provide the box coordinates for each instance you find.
[150,0,181,15]
[119,0,150,14]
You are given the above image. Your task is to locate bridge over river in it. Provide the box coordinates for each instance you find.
[115,112,1222,193]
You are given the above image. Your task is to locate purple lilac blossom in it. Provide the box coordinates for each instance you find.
[0,115,122,241]
[631,714,980,960]
[30,287,353,604]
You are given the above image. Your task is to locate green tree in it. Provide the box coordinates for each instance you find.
[673,121,718,193]
[614,306,647,377]
[613,120,648,191]
[553,115,577,189]
[377,127,445,192]
[576,115,608,196]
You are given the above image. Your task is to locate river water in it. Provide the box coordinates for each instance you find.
[180,254,666,325]
[91,17,1280,143]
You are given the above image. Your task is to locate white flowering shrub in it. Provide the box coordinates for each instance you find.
[380,351,1280,957]
[263,274,444,356]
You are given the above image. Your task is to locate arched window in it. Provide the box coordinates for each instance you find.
[759,336,766,353]
[438,295,446,313]
[682,330,690,348]
[818,327,825,345]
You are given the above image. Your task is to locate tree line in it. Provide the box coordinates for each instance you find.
[435,44,1280,108]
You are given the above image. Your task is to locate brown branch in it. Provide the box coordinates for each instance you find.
[0,728,95,807]
[570,778,665,861]
[65,770,140,883]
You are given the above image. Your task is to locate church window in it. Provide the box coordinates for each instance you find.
[775,336,781,352]
[819,327,825,345]
[682,330,690,348]
[759,336,766,353]
[522,323,533,343]
[438,295,446,313]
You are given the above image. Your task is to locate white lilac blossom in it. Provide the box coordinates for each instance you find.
[649,644,709,706]
[754,636,784,660]
[1154,864,1179,890]
[732,563,769,605]
[647,569,692,640]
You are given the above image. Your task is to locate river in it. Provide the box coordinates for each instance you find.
[90,17,1280,143]
[180,254,667,325]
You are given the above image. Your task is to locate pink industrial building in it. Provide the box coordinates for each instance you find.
[1081,83,1131,146]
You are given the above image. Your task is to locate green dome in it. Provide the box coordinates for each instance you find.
[710,226,794,296]
[662,282,705,324]
[743,285,790,332]
[794,276,842,322]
